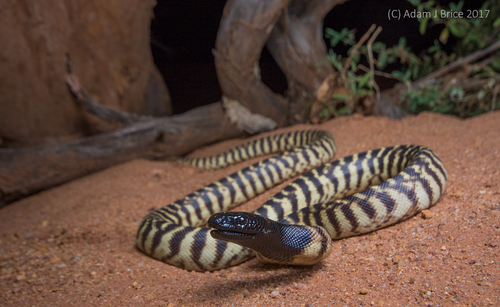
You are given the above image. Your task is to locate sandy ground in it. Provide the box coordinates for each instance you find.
[0,112,499,307]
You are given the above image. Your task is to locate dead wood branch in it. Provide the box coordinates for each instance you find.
[214,0,291,127]
[0,96,244,207]
[65,71,151,124]
[267,0,349,123]
[409,40,500,92]
[375,40,500,118]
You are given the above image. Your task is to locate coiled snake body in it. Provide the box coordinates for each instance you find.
[136,130,447,271]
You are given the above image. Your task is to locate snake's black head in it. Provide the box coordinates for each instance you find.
[208,211,332,265]
[208,212,273,243]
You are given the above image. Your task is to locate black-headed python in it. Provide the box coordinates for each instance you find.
[136,130,447,271]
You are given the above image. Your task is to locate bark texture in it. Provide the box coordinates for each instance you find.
[0,0,171,147]
[214,0,350,126]
[0,102,243,207]
[267,0,349,124]
[214,0,291,127]
[1,0,355,205]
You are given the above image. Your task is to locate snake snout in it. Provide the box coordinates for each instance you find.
[208,212,266,235]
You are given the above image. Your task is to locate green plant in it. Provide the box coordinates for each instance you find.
[409,0,500,55]
[321,0,500,119]
[402,0,500,117]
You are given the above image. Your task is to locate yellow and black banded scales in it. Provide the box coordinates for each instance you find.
[136,130,447,271]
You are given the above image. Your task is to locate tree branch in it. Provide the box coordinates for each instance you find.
[0,99,244,207]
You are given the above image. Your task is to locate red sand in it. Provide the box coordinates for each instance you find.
[1,112,499,306]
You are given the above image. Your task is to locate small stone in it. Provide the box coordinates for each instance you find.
[359,289,369,295]
[271,290,279,297]
[421,209,433,219]
[392,256,399,264]
[448,192,463,198]
[151,169,162,178]
[132,281,141,290]
[441,246,446,251]
[296,283,307,289]
[409,278,416,284]
[24,232,35,239]
[488,242,497,247]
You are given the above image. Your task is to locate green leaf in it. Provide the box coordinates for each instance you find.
[319,108,330,118]
[350,61,357,72]
[377,52,388,68]
[372,42,385,52]
[398,37,407,47]
[491,57,500,72]
[448,19,466,38]
[439,27,449,44]
[330,36,340,47]
[358,72,371,88]
[428,40,441,53]
[407,0,420,6]
[403,70,412,81]
[352,53,361,64]
[420,17,429,35]
[412,65,420,80]
[332,93,352,101]
[450,0,464,12]
[337,106,352,116]
[346,70,357,79]
[392,70,404,79]
[493,17,500,28]
[431,8,441,21]
[325,28,337,37]
[356,89,374,96]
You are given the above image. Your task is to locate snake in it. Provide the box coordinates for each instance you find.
[136,130,447,271]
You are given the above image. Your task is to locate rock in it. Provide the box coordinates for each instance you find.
[0,1,170,147]
[421,209,433,219]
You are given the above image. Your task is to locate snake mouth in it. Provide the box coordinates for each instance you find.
[210,229,259,242]
[208,222,263,241]
[208,212,267,242]
[208,222,262,235]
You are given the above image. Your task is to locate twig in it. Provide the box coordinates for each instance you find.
[321,99,338,117]
[492,85,500,111]
[358,65,402,81]
[472,52,498,71]
[412,40,500,89]
[341,24,376,75]
[366,26,383,100]
[65,55,151,125]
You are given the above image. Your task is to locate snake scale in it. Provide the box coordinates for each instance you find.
[136,130,447,271]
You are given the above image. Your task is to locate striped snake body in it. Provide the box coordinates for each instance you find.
[136,130,447,271]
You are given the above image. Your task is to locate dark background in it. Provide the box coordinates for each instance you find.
[150,0,486,114]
